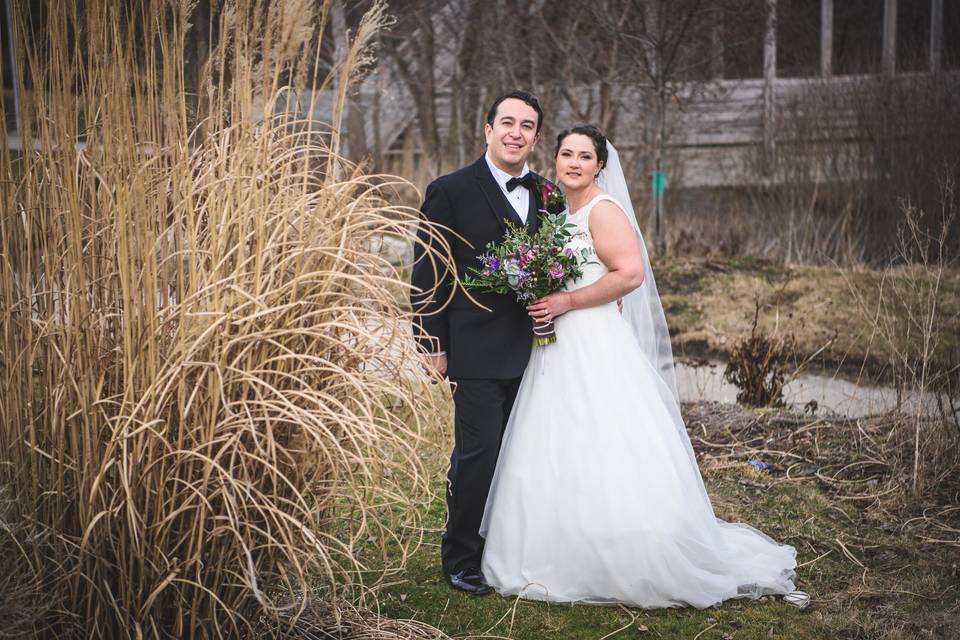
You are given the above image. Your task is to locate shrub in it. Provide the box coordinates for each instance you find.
[0,1,448,637]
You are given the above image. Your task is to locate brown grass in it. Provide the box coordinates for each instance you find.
[257,597,454,639]
[841,181,960,494]
[687,402,960,639]
[685,402,960,550]
[0,1,451,637]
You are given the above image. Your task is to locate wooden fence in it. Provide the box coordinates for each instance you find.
[351,70,959,188]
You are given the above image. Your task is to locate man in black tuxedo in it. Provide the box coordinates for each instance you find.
[411,90,552,595]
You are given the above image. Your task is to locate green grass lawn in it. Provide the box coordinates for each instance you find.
[370,486,820,639]
[363,399,959,640]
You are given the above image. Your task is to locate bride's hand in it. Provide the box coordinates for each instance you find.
[527,292,572,322]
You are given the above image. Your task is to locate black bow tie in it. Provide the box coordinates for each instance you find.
[506,173,537,192]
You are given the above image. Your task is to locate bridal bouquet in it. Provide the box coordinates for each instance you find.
[462,213,589,345]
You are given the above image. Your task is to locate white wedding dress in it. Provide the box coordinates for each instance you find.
[479,194,797,608]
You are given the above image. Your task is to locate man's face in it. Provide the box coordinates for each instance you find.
[484,98,540,174]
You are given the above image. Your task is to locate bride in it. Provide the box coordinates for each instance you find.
[478,125,804,609]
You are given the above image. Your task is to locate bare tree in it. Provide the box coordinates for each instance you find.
[594,0,764,254]
[368,0,764,202]
[381,0,445,173]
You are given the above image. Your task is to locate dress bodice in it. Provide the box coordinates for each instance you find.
[563,195,618,292]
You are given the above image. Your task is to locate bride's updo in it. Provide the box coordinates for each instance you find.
[555,124,608,171]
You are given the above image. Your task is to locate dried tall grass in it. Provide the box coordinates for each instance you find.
[0,1,448,637]
[844,178,959,497]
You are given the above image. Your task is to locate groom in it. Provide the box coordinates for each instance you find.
[411,90,554,595]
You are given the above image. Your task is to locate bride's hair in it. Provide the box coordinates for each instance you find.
[554,125,608,171]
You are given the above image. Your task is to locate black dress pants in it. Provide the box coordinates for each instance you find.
[441,376,522,574]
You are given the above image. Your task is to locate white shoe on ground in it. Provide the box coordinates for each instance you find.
[783,590,810,610]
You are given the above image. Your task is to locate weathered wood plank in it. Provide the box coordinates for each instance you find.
[365,68,959,189]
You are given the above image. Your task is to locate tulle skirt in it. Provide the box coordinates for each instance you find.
[479,301,797,608]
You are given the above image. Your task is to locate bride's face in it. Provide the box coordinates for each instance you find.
[556,134,602,191]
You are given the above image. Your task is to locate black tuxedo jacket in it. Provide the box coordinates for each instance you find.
[411,156,543,379]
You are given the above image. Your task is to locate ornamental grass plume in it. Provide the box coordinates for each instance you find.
[0,1,449,637]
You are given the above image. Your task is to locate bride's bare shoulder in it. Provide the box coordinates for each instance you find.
[587,197,629,228]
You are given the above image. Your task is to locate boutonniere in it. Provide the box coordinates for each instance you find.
[536,177,566,215]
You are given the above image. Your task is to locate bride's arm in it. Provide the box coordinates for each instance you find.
[527,200,644,319]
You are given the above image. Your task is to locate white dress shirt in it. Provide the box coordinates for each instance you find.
[485,152,531,224]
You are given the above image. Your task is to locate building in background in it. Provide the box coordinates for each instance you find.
[4,0,958,262]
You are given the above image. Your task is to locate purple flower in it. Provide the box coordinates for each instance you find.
[564,247,574,257]
[489,258,499,271]
[549,264,564,280]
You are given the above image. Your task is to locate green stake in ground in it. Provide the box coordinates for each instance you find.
[651,170,666,197]
[651,169,666,254]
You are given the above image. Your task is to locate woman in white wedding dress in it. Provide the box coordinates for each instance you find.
[479,126,802,609]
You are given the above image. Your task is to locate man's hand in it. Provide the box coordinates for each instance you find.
[421,353,448,380]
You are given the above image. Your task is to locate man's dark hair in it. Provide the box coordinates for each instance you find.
[555,124,609,170]
[485,90,544,134]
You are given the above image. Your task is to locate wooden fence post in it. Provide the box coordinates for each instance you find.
[821,0,833,78]
[763,0,777,176]
[930,0,943,73]
[882,0,897,75]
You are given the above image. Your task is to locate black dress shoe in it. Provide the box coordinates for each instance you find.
[445,568,493,595]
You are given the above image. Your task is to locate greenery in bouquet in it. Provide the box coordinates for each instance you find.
[462,213,590,303]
